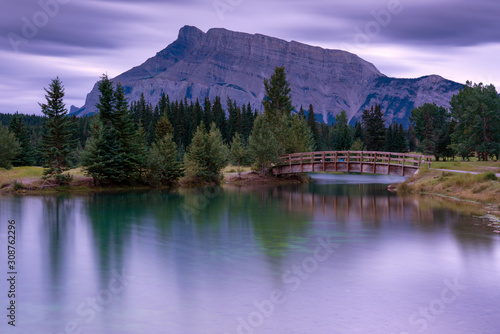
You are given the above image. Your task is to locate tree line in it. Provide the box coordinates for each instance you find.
[1,68,499,186]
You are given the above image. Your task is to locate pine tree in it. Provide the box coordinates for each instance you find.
[135,122,148,178]
[81,75,143,185]
[298,105,306,119]
[39,77,75,184]
[158,92,169,117]
[9,114,35,166]
[395,123,408,153]
[263,66,293,116]
[230,133,247,176]
[114,84,142,177]
[203,96,212,127]
[362,105,386,151]
[331,110,353,151]
[206,123,230,181]
[410,103,450,160]
[80,117,104,186]
[191,99,203,137]
[307,104,319,150]
[407,125,417,152]
[241,103,255,143]
[384,123,394,151]
[259,66,313,156]
[350,138,365,151]
[353,121,364,143]
[146,119,183,186]
[227,97,241,141]
[212,96,227,142]
[450,81,500,160]
[0,124,20,170]
[183,123,229,185]
[248,115,281,174]
[155,116,173,139]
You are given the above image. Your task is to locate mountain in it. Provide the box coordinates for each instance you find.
[73,25,463,126]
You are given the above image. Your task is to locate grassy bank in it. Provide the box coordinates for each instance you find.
[0,165,302,194]
[397,161,500,216]
[430,159,500,173]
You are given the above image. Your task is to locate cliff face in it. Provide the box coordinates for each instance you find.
[74,25,462,126]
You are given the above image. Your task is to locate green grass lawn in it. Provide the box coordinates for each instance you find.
[223,165,252,174]
[0,166,44,187]
[430,158,500,172]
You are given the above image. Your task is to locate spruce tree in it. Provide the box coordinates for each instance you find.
[80,117,104,186]
[248,115,281,174]
[353,121,364,143]
[0,124,20,170]
[385,123,394,152]
[450,81,500,160]
[287,114,314,154]
[241,104,255,143]
[39,77,75,184]
[158,92,169,116]
[183,123,229,185]
[298,105,306,119]
[146,118,182,186]
[230,133,247,176]
[410,103,450,160]
[212,96,227,142]
[203,96,212,127]
[81,75,143,185]
[9,114,35,166]
[331,110,353,151]
[263,66,293,116]
[362,105,386,151]
[155,116,173,139]
[307,104,319,150]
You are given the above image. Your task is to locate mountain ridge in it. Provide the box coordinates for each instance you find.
[73,25,463,126]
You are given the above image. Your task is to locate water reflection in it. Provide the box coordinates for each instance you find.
[0,174,499,334]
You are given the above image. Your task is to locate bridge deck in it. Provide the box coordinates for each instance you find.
[271,151,433,177]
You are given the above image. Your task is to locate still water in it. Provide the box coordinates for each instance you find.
[0,174,499,334]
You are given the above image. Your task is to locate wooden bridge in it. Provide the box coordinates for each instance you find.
[271,151,433,177]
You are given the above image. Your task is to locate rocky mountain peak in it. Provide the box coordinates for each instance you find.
[73,26,462,126]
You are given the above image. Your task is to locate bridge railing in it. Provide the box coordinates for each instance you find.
[277,151,433,169]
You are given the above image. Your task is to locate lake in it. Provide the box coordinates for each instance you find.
[0,173,499,334]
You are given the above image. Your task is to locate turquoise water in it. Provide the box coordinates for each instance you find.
[0,174,499,334]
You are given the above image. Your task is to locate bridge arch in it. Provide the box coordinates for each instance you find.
[271,151,433,177]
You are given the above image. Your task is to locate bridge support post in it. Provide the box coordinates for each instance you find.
[402,154,406,176]
[388,154,391,175]
[373,153,376,173]
[360,151,363,173]
[347,151,350,172]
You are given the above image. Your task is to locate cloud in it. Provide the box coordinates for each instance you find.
[0,0,499,114]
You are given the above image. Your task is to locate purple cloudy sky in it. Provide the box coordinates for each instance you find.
[1,0,499,115]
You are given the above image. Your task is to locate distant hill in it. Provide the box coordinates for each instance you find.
[73,25,463,126]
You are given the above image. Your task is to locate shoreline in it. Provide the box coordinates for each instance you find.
[2,166,499,228]
[394,167,500,225]
[0,169,308,195]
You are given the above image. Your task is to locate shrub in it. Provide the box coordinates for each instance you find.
[13,180,24,191]
[479,172,497,181]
